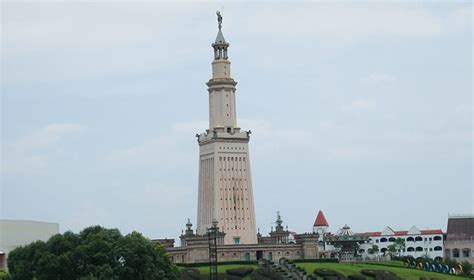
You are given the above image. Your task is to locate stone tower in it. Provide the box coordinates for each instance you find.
[195,12,257,245]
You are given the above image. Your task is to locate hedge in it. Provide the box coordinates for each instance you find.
[177,260,257,267]
[293,258,339,263]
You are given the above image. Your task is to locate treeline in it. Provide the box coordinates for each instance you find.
[6,226,179,280]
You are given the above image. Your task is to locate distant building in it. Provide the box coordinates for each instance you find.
[356,226,444,260]
[0,219,59,270]
[311,211,444,260]
[444,215,474,264]
[313,210,329,239]
[163,215,319,264]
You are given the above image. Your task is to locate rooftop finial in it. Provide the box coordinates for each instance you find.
[216,10,223,30]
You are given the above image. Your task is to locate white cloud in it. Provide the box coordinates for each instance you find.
[104,129,195,169]
[3,3,470,85]
[361,73,396,86]
[2,123,86,176]
[342,98,377,113]
[241,3,470,43]
[172,121,208,134]
[19,123,86,149]
[104,118,312,169]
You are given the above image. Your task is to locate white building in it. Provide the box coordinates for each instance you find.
[357,226,444,260]
[0,219,59,270]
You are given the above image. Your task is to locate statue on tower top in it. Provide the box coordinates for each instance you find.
[216,10,223,30]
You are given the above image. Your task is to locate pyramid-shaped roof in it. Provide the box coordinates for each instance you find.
[215,29,226,45]
[313,210,329,227]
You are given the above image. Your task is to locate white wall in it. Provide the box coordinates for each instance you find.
[359,234,444,259]
[0,220,59,270]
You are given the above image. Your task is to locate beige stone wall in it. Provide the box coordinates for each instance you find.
[168,243,313,264]
[196,136,258,245]
[444,240,474,265]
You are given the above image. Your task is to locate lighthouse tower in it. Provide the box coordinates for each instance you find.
[195,12,258,245]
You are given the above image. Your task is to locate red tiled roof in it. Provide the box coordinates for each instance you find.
[356,229,443,236]
[420,230,443,235]
[313,210,329,227]
[355,232,381,236]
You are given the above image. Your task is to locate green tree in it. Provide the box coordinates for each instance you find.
[7,226,179,280]
[7,240,46,280]
[75,226,122,279]
[394,238,406,256]
[367,245,379,256]
[36,231,81,279]
[387,244,397,256]
[461,261,472,275]
[113,232,178,280]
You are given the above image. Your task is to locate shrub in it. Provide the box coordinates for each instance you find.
[181,268,203,280]
[179,260,257,267]
[0,270,11,280]
[253,267,282,279]
[461,261,472,275]
[314,269,346,279]
[293,258,339,263]
[314,269,338,276]
[361,269,400,280]
[226,267,253,277]
[348,275,366,280]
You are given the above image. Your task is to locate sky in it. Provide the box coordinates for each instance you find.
[1,1,472,241]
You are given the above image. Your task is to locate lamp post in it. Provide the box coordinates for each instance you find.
[208,219,219,280]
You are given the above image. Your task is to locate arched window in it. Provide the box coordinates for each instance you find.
[380,238,388,242]
[434,246,442,251]
[388,237,396,242]
[415,236,423,242]
[359,249,365,253]
[407,247,415,252]
[416,247,423,252]
[433,236,442,241]
[407,237,414,242]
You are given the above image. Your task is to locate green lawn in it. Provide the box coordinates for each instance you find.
[181,261,471,280]
[298,262,470,280]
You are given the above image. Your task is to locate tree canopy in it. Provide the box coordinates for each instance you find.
[7,226,178,280]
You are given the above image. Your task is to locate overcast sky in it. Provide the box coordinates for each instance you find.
[1,1,472,240]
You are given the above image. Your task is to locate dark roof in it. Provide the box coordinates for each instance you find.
[447,216,474,240]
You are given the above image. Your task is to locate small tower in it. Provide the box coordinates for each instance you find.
[275,211,284,231]
[313,210,329,240]
[270,211,291,244]
[185,218,194,236]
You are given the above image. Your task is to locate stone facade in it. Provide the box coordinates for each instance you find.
[195,10,257,245]
[444,215,474,265]
[160,219,319,264]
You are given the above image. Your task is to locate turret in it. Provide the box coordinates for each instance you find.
[206,11,238,132]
